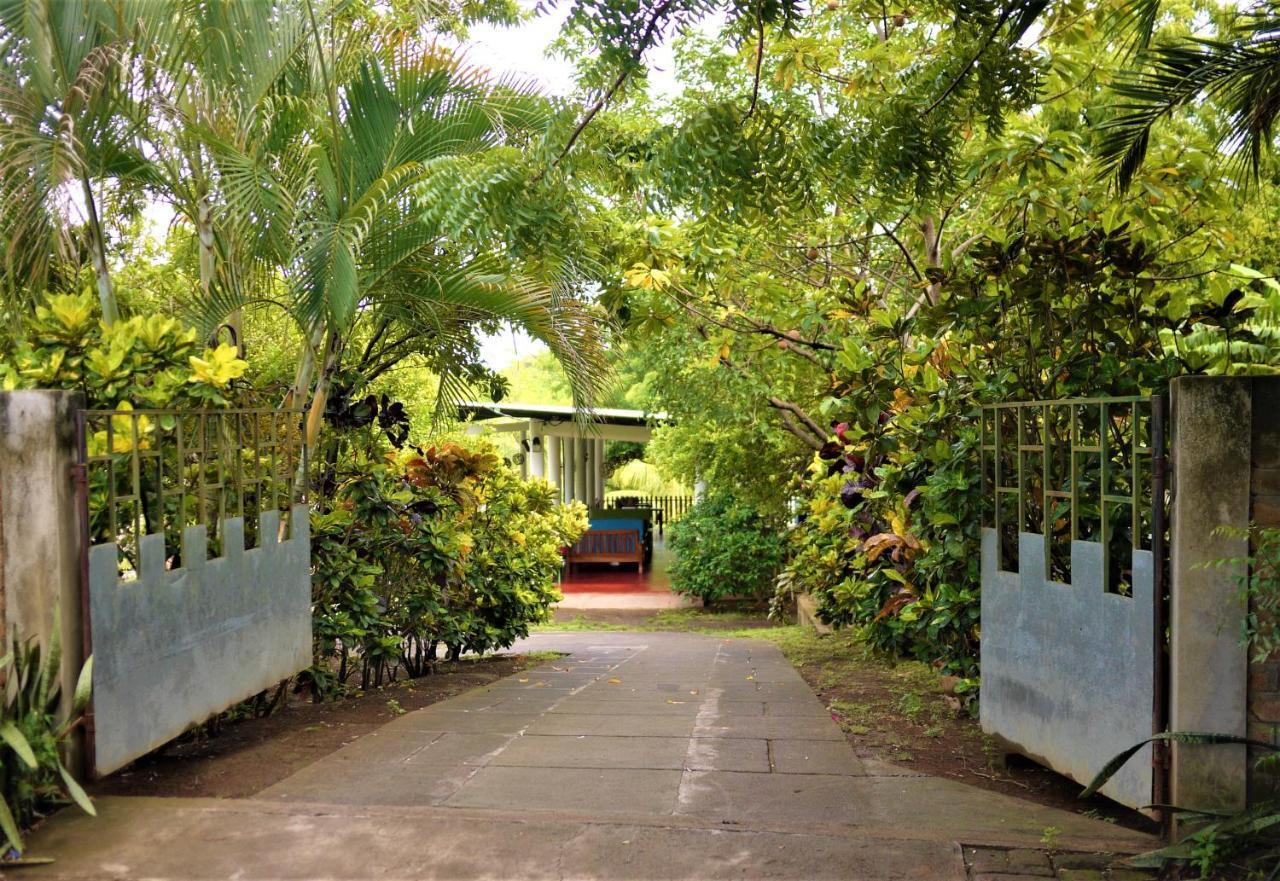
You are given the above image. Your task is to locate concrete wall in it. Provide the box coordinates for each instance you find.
[1168,377,1253,814]
[0,391,86,764]
[1241,380,1280,802]
[88,506,311,775]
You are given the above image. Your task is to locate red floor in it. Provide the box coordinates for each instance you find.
[560,563,661,594]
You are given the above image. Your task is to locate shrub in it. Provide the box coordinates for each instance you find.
[668,492,784,602]
[0,291,246,408]
[307,441,587,693]
[777,420,982,678]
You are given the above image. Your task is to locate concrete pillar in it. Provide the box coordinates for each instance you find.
[546,435,561,503]
[1169,376,1251,815]
[574,438,588,504]
[594,439,606,504]
[0,391,86,769]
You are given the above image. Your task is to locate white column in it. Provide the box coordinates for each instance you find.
[583,440,595,506]
[563,436,576,503]
[594,439,606,504]
[529,433,545,479]
[574,437,588,504]
[546,435,561,503]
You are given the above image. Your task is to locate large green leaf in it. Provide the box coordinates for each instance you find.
[0,721,36,769]
[57,764,96,817]
[1083,731,1277,798]
[71,654,93,716]
[0,793,23,854]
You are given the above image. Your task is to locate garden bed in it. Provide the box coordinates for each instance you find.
[91,653,549,799]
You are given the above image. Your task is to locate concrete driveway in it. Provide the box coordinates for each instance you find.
[20,632,1153,880]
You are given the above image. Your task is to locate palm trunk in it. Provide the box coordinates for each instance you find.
[195,194,243,353]
[306,328,344,449]
[81,175,117,325]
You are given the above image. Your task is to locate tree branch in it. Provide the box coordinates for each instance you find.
[551,0,678,168]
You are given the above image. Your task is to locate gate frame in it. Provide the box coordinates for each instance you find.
[73,405,309,778]
[978,393,1170,818]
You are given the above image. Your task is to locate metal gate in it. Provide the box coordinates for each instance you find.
[978,395,1167,810]
[75,407,312,776]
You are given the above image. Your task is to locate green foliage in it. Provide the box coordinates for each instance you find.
[1083,731,1280,878]
[308,440,587,693]
[667,492,784,602]
[0,292,247,409]
[0,620,95,859]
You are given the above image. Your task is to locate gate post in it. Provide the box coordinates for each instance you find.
[1168,376,1252,815]
[0,390,87,771]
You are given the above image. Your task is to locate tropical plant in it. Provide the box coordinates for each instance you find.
[1099,1,1280,189]
[1084,731,1280,878]
[0,618,95,859]
[667,491,785,602]
[0,291,247,409]
[307,435,587,694]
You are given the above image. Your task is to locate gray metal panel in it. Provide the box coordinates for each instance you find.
[980,528,1154,809]
[89,505,312,775]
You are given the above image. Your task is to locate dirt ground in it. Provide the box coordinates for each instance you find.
[92,654,547,799]
[544,607,1159,836]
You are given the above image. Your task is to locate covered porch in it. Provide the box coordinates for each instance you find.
[457,401,697,609]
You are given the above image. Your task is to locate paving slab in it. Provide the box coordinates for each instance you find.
[20,630,1156,880]
[443,765,684,813]
[769,738,869,775]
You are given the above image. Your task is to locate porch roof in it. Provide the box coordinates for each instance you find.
[457,401,667,428]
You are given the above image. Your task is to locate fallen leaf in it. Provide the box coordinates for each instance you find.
[690,689,699,695]
[745,675,755,681]
[607,678,622,685]
[666,699,685,705]
[518,678,529,683]
[533,682,549,688]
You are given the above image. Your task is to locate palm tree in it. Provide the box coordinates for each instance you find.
[195,12,608,443]
[1098,1,1280,189]
[0,0,165,321]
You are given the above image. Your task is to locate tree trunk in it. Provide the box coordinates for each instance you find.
[195,193,242,354]
[305,328,344,448]
[81,175,117,325]
[922,215,942,306]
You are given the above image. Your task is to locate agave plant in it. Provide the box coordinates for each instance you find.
[0,614,94,858]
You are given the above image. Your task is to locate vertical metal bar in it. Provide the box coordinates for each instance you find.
[130,414,142,549]
[994,407,1004,543]
[1132,402,1142,550]
[175,415,186,530]
[106,415,117,542]
[1016,406,1025,534]
[1101,402,1111,593]
[195,412,207,530]
[1042,406,1051,579]
[72,409,96,778]
[234,412,245,521]
[1150,392,1170,838]
[980,407,988,527]
[1064,407,1075,542]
